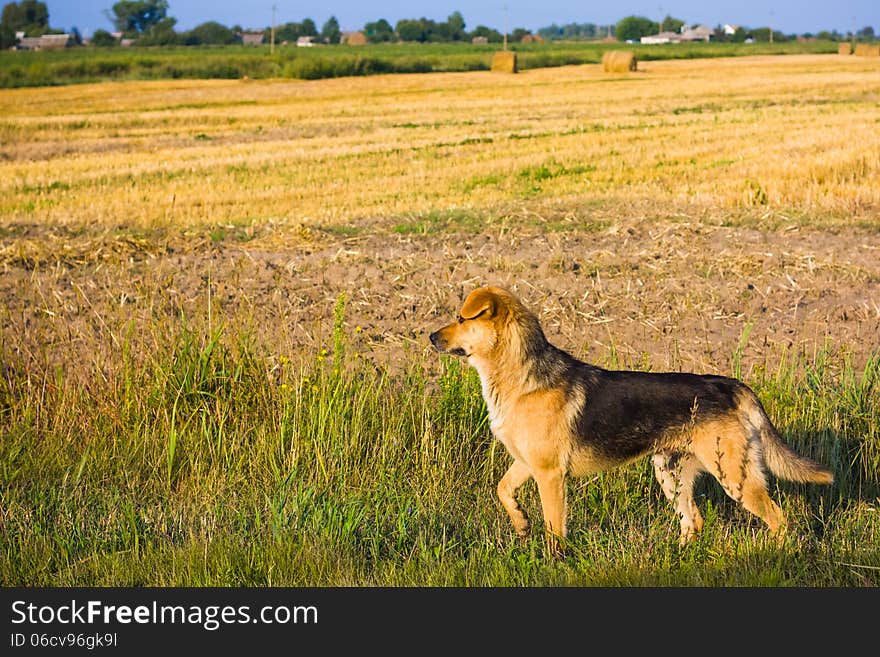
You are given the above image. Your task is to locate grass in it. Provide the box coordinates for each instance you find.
[1,293,877,586]
[0,40,840,88]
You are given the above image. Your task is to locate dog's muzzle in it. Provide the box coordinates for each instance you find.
[429,331,443,351]
[430,331,468,357]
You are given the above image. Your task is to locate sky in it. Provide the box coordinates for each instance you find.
[43,1,878,38]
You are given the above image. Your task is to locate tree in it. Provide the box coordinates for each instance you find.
[1,0,49,46]
[396,18,426,42]
[321,15,340,44]
[301,18,317,37]
[364,18,393,43]
[182,21,237,45]
[660,15,684,33]
[469,24,502,43]
[275,22,302,42]
[615,15,658,42]
[511,27,530,42]
[431,20,452,41]
[91,28,117,46]
[275,18,317,43]
[447,11,465,40]
[136,16,177,45]
[751,27,775,42]
[111,0,168,35]
[731,26,747,42]
[857,26,875,41]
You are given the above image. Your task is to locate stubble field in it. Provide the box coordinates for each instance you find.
[1,54,878,585]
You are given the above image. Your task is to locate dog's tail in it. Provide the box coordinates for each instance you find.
[740,389,834,484]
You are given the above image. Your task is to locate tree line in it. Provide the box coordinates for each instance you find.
[612,14,875,43]
[1,0,876,50]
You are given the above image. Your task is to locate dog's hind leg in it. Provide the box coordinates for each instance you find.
[736,474,787,540]
[497,460,532,537]
[692,422,787,541]
[652,451,705,545]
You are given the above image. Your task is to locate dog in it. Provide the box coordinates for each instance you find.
[429,285,833,552]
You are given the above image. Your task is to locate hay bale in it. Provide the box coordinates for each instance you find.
[491,50,517,73]
[838,42,852,55]
[854,43,880,57]
[602,50,637,73]
[342,31,368,46]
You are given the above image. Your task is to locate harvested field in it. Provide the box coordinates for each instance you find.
[2,55,878,230]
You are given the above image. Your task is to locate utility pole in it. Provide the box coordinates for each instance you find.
[769,9,774,44]
[502,4,508,51]
[270,4,276,54]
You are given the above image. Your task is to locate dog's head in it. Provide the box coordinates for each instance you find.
[429,286,515,359]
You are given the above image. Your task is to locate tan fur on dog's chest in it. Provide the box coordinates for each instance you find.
[490,388,572,472]
[491,386,613,477]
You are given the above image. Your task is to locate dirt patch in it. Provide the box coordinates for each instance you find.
[2,218,878,383]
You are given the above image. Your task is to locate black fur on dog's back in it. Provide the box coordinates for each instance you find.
[570,366,743,461]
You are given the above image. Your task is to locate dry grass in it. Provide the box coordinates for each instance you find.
[0,54,878,235]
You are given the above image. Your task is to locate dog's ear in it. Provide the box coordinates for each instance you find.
[460,287,496,320]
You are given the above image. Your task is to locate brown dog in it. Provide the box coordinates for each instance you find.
[430,285,833,552]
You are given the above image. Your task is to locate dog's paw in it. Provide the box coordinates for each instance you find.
[543,535,566,560]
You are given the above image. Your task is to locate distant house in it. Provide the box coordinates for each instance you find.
[240,31,265,46]
[722,24,740,36]
[15,33,73,50]
[341,31,367,45]
[680,25,713,42]
[640,31,679,44]
[471,36,488,44]
[16,36,41,49]
[641,24,714,44]
[296,36,316,47]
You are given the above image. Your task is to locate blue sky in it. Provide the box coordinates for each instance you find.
[44,1,877,37]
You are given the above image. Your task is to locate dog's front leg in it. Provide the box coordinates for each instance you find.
[497,459,532,537]
[533,468,567,558]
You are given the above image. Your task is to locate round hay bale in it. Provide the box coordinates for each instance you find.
[854,43,880,57]
[602,50,637,73]
[491,51,518,73]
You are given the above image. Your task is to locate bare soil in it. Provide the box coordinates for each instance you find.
[2,217,879,383]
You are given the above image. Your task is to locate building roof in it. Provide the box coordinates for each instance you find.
[15,34,72,50]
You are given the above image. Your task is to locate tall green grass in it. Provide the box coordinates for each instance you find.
[0,40,839,88]
[1,295,877,586]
